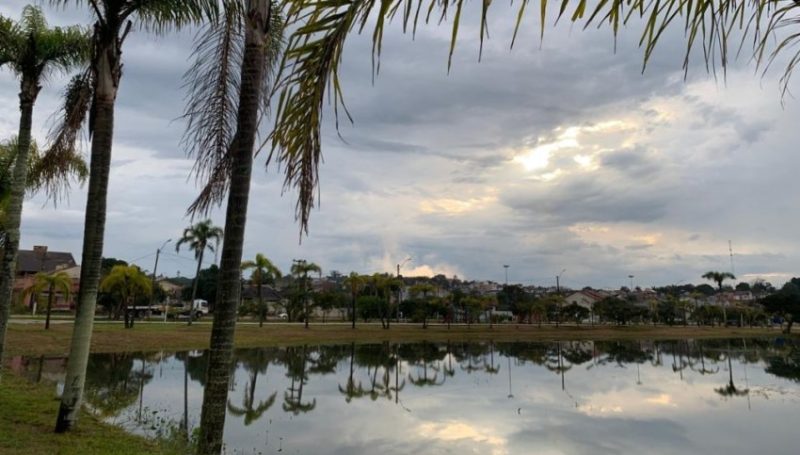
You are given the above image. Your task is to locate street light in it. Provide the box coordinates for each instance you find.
[628,274,635,291]
[396,257,412,323]
[397,257,412,277]
[151,238,171,322]
[556,269,566,294]
[503,265,509,285]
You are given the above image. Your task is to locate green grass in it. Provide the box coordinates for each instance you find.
[5,321,784,357]
[0,373,187,455]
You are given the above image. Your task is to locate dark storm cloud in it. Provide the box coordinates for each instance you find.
[503,178,670,225]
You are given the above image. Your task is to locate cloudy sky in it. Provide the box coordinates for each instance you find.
[1,1,798,289]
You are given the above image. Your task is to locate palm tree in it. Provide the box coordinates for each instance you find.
[99,265,151,329]
[241,253,281,327]
[0,5,89,368]
[176,219,223,326]
[703,271,736,325]
[343,272,365,329]
[291,260,322,329]
[23,271,72,330]
[52,0,220,434]
[180,2,283,452]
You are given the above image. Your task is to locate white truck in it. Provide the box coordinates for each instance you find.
[129,299,210,320]
[174,299,210,320]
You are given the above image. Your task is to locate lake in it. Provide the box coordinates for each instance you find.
[10,338,800,454]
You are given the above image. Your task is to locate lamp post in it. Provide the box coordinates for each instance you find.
[396,257,411,323]
[149,239,171,322]
[628,274,635,291]
[503,265,509,286]
[556,269,566,294]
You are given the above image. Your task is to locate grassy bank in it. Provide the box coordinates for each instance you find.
[0,373,185,455]
[5,321,783,357]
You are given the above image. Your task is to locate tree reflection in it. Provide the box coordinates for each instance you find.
[338,343,366,403]
[84,353,153,418]
[283,345,316,414]
[227,348,277,426]
[715,345,749,400]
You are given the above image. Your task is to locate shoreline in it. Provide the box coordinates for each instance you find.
[4,321,787,357]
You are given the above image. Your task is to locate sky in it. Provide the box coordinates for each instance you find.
[1,1,798,289]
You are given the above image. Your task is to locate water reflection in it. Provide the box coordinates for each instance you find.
[9,338,800,454]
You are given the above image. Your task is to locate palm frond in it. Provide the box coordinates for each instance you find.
[36,70,93,203]
[127,0,222,34]
[272,0,799,235]
[183,0,284,216]
[182,4,244,216]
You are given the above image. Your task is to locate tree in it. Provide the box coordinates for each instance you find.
[762,282,800,334]
[409,282,437,328]
[0,137,87,242]
[241,253,281,327]
[562,303,590,325]
[702,271,736,324]
[0,5,89,369]
[53,0,219,434]
[99,265,151,329]
[23,271,72,330]
[343,272,366,329]
[176,219,223,326]
[291,260,322,329]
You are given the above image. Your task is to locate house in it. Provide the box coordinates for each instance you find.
[157,278,185,304]
[565,289,607,310]
[13,246,78,312]
[241,284,286,314]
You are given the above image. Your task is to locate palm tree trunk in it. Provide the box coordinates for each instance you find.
[351,293,356,329]
[303,273,309,329]
[0,75,40,367]
[55,92,117,432]
[257,281,264,327]
[189,251,204,327]
[45,283,54,330]
[55,32,121,430]
[197,4,270,453]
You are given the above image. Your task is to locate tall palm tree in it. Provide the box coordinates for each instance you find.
[176,219,223,326]
[703,271,736,324]
[291,260,322,329]
[241,253,281,327]
[0,5,89,368]
[343,272,365,329]
[23,271,72,330]
[99,264,151,329]
[53,0,220,434]
[180,2,283,453]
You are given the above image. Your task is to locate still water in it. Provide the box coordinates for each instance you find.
[11,339,800,454]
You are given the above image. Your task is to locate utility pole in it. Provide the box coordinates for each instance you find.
[503,265,509,285]
[151,239,171,322]
[556,269,566,294]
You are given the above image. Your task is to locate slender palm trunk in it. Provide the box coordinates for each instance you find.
[188,250,204,326]
[197,4,270,453]
[257,281,264,327]
[55,34,120,431]
[303,274,309,329]
[0,76,40,367]
[351,293,356,329]
[45,283,54,330]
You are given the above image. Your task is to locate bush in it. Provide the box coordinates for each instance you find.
[11,300,29,315]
